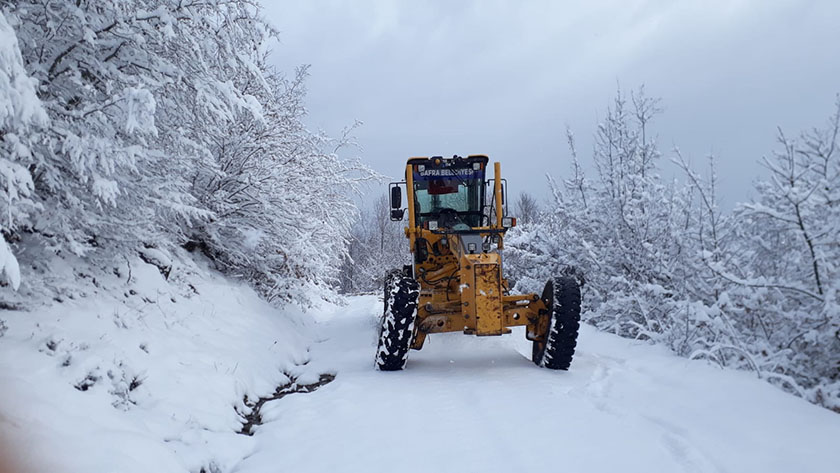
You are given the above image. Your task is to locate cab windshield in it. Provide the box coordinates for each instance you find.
[413,168,484,228]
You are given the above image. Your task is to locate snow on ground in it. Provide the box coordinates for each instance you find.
[0,255,316,473]
[2,281,839,473]
[243,295,840,473]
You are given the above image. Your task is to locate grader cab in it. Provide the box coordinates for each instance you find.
[374,155,582,371]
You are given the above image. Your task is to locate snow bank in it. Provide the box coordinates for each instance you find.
[0,253,318,473]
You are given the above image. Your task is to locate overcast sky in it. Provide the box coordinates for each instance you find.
[261,0,840,207]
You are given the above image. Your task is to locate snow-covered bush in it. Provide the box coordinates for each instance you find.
[508,87,839,411]
[5,1,208,256]
[709,98,840,409]
[185,63,373,304]
[0,1,370,305]
[509,87,718,350]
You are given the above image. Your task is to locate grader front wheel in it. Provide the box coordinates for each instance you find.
[532,276,581,370]
[375,274,420,371]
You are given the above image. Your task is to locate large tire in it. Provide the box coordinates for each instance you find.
[382,269,402,302]
[375,274,420,371]
[532,276,581,370]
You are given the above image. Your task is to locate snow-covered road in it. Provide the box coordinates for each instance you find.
[238,295,840,473]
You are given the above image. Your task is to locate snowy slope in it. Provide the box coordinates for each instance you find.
[241,295,840,473]
[0,256,316,473]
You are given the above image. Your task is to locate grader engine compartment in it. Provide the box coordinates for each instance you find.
[408,156,509,338]
[374,155,582,372]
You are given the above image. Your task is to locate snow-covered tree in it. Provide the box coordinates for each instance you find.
[183,60,372,304]
[514,192,540,225]
[1,1,372,305]
[339,194,408,294]
[0,10,47,290]
[510,87,706,349]
[5,0,219,255]
[709,98,840,409]
[508,86,839,411]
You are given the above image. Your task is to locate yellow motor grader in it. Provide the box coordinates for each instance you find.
[375,155,581,371]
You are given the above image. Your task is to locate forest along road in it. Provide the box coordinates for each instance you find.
[236,295,840,473]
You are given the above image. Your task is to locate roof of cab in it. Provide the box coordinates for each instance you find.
[407,155,489,165]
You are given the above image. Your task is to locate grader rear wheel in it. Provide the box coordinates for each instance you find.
[532,276,581,370]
